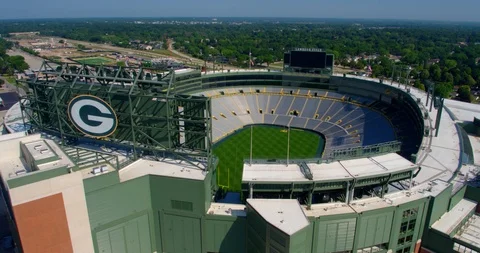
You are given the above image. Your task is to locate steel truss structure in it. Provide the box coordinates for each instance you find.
[21,61,213,170]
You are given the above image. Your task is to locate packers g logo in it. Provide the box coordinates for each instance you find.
[67,95,118,138]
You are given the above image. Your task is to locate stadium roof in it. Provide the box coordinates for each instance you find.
[432,198,477,236]
[340,74,478,193]
[454,214,480,249]
[242,153,417,184]
[247,199,309,235]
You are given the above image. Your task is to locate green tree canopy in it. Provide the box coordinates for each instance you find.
[458,85,472,102]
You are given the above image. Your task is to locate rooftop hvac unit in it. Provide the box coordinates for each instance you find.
[15,169,27,176]
[92,167,102,175]
[100,165,108,173]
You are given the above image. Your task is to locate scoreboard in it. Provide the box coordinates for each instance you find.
[283,48,334,74]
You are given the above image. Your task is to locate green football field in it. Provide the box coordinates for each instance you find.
[75,57,113,65]
[213,125,325,192]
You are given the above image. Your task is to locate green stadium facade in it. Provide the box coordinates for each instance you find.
[0,62,479,253]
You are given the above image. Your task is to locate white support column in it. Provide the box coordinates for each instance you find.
[249,183,253,199]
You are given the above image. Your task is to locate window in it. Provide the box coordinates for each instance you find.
[402,208,419,218]
[405,235,413,243]
[400,222,408,233]
[408,220,416,231]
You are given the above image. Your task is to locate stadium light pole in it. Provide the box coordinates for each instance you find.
[287,126,290,166]
[405,67,412,90]
[250,125,253,166]
[390,64,395,85]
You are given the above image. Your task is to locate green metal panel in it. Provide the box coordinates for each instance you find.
[427,184,452,227]
[289,226,310,253]
[7,165,69,189]
[268,225,289,253]
[95,214,152,253]
[355,210,393,249]
[246,207,267,252]
[83,170,120,193]
[86,176,152,228]
[316,218,356,253]
[465,185,480,203]
[163,214,202,253]
[150,175,208,252]
[150,176,207,215]
[204,216,246,253]
[449,185,467,210]
[422,230,453,253]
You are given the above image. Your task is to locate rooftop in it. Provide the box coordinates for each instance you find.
[303,202,355,217]
[23,140,57,162]
[341,74,471,191]
[242,153,417,184]
[247,198,309,235]
[455,214,480,249]
[432,199,477,236]
[0,134,75,188]
[207,203,247,217]
[119,158,207,182]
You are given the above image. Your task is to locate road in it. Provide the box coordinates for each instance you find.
[6,48,57,72]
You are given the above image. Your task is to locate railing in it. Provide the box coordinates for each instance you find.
[325,141,402,161]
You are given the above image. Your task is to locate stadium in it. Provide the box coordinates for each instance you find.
[0,49,479,253]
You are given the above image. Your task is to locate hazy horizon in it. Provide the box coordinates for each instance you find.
[2,0,480,22]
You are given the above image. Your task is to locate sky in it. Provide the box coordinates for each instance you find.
[2,0,480,22]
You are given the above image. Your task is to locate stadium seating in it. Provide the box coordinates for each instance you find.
[197,87,398,154]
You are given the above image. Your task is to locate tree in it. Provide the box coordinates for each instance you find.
[76,44,86,50]
[430,65,442,81]
[7,55,29,72]
[435,82,453,98]
[466,75,476,87]
[458,85,472,102]
[264,55,274,67]
[116,61,126,67]
[420,69,430,80]
[444,59,457,70]
[414,80,425,91]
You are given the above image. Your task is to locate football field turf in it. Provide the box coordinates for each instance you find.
[213,125,325,192]
[75,57,113,65]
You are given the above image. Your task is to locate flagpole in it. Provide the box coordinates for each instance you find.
[249,125,253,166]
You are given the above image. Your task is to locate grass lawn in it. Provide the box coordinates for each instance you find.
[75,57,113,65]
[5,76,16,84]
[213,125,325,191]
